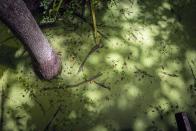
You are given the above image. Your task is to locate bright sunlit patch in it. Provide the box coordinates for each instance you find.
[162,2,171,10]
[147,107,159,120]
[166,77,185,90]
[137,27,155,47]
[134,119,146,131]
[161,83,181,102]
[150,25,161,36]
[186,50,196,60]
[85,89,103,101]
[68,110,77,119]
[105,53,124,72]
[170,45,180,55]
[161,82,171,96]
[14,47,25,58]
[88,55,100,65]
[117,95,128,110]
[158,20,168,29]
[90,125,108,131]
[6,84,33,108]
[126,85,140,98]
[157,98,169,111]
[120,1,141,20]
[166,61,182,72]
[107,37,125,50]
[142,50,160,67]
[168,89,181,102]
[84,104,98,112]
[0,70,8,85]
[3,120,16,131]
[49,34,66,49]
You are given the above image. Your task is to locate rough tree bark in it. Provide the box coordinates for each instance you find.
[0,0,61,80]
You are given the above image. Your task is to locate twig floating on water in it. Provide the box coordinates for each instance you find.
[94,81,111,90]
[0,36,15,45]
[43,72,102,90]
[44,105,61,131]
[161,71,178,77]
[31,93,46,116]
[0,87,5,131]
[78,44,103,73]
[188,61,196,81]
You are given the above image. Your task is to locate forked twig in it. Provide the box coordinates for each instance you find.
[78,44,103,73]
[43,72,102,90]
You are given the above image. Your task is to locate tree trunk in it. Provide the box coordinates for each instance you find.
[0,0,61,80]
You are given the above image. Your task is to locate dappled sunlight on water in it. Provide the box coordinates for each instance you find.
[1,0,196,130]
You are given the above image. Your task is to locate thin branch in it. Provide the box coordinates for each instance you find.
[188,61,196,81]
[44,105,61,131]
[94,81,111,90]
[161,71,178,77]
[0,87,4,131]
[73,13,108,39]
[39,22,60,29]
[89,0,98,44]
[0,36,15,45]
[78,44,103,73]
[134,66,153,78]
[43,72,102,90]
[66,72,102,87]
[31,93,46,115]
[81,0,87,17]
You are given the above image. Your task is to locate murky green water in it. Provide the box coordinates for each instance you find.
[0,0,196,131]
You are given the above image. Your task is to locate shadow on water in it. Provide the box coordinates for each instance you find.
[0,0,196,131]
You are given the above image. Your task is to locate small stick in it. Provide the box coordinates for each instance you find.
[94,81,110,90]
[0,87,4,131]
[161,71,178,77]
[73,13,108,39]
[88,0,98,44]
[81,0,86,17]
[44,105,61,131]
[0,36,15,45]
[31,93,46,115]
[43,72,102,90]
[188,61,196,81]
[77,44,103,73]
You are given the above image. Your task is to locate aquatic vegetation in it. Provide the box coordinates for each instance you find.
[0,0,196,130]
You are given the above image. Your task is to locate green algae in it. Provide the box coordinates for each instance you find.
[0,0,196,131]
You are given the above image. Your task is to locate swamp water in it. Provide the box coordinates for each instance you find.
[0,0,196,130]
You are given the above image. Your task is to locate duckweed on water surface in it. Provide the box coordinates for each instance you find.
[0,0,196,130]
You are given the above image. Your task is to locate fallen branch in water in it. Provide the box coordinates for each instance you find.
[0,36,15,45]
[134,66,153,78]
[31,93,46,116]
[188,61,196,81]
[0,87,4,131]
[161,71,178,77]
[94,81,111,90]
[73,13,108,39]
[43,72,102,90]
[44,105,61,131]
[188,61,196,89]
[78,44,103,73]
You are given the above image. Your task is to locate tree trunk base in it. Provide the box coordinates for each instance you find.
[34,53,61,80]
